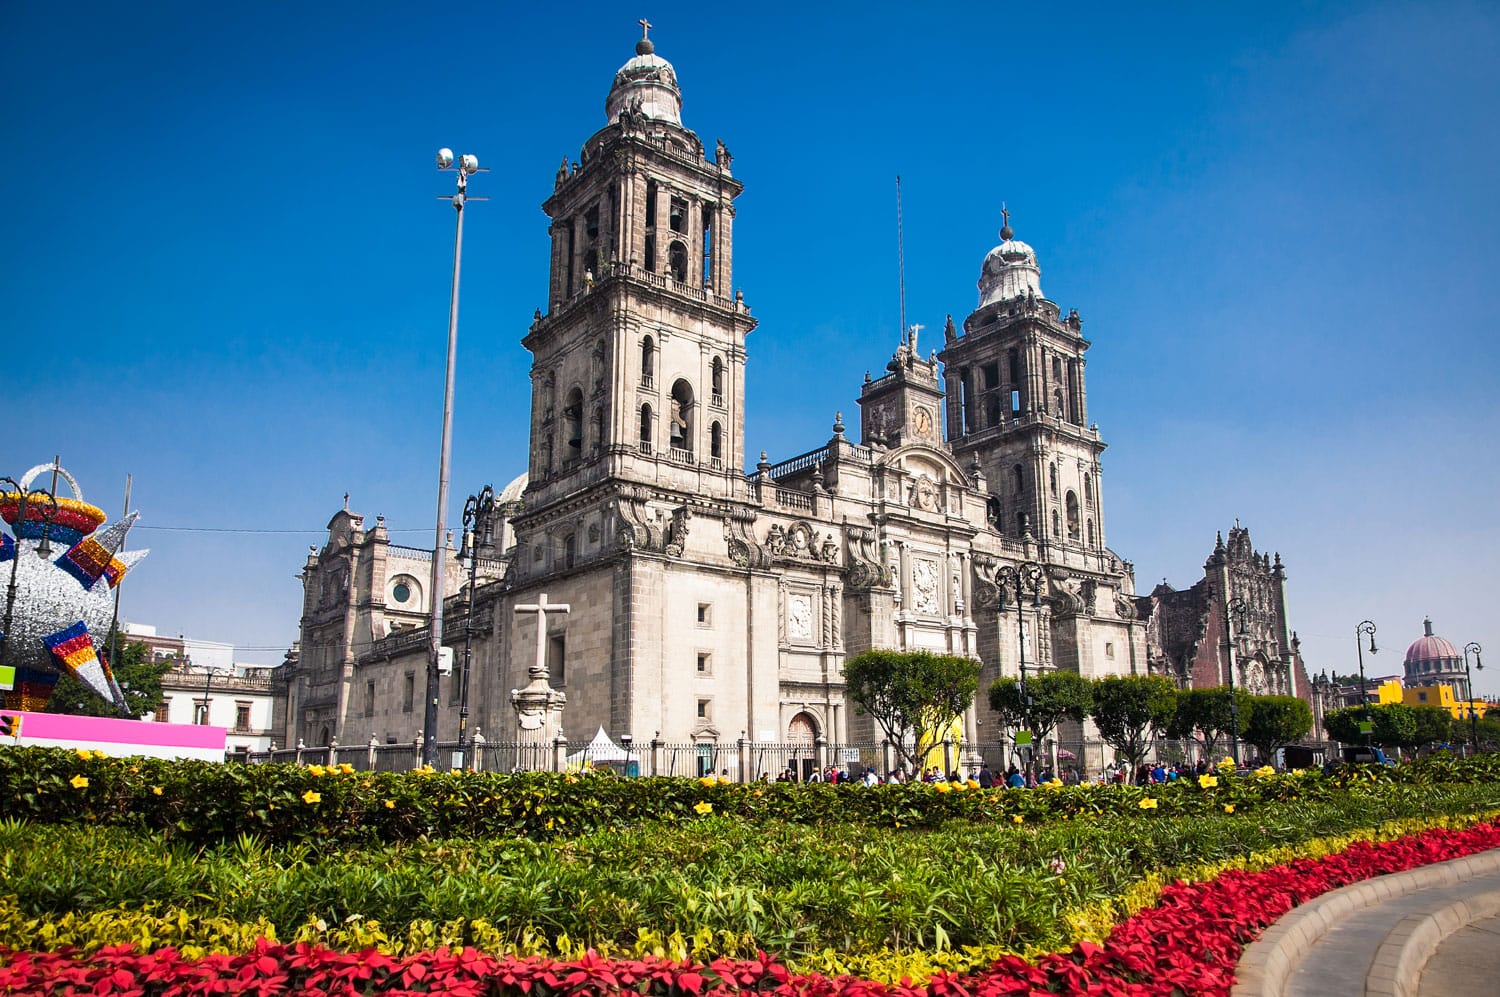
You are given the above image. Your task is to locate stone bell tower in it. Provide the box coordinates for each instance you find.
[519,21,756,520]
[938,211,1108,555]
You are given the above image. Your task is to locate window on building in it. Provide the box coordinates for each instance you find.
[697,603,712,626]
[668,240,688,282]
[701,205,714,285]
[710,421,723,462]
[1049,463,1058,496]
[639,403,653,453]
[154,700,169,723]
[644,232,656,272]
[564,388,584,460]
[563,533,576,568]
[1008,348,1020,385]
[195,698,211,725]
[402,672,415,713]
[669,379,694,452]
[365,680,375,718]
[669,196,687,233]
[1052,509,1061,538]
[548,633,566,685]
[1066,490,1081,541]
[1083,473,1094,507]
[640,337,655,386]
[235,702,252,732]
[697,698,710,719]
[645,179,658,229]
[1105,642,1115,659]
[697,652,710,674]
[711,356,724,402]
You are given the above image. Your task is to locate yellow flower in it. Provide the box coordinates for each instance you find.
[1046,778,1064,789]
[338,763,355,774]
[934,782,952,793]
[152,786,163,796]
[70,775,89,789]
[1013,814,1024,824]
[1198,774,1219,789]
[1224,803,1235,813]
[698,776,718,787]
[75,748,93,760]
[693,801,713,815]
[966,779,980,789]
[302,790,322,804]
[717,776,732,784]
[384,799,395,809]
[307,765,325,777]
[1255,765,1275,778]
[1139,797,1158,809]
[952,781,968,791]
[1216,757,1236,770]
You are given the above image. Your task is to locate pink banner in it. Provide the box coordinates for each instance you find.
[8,711,226,750]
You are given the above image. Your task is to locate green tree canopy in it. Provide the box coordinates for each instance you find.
[1325,703,1418,749]
[988,670,1093,747]
[1089,674,1177,769]
[843,649,981,773]
[44,635,168,718]
[1241,695,1313,763]
[1166,686,1252,761]
[1407,706,1455,753]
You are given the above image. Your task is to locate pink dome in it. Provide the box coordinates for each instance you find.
[1404,618,1459,663]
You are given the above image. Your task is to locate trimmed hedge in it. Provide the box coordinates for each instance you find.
[3,746,1499,847]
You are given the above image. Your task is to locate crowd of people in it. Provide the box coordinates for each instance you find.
[766,755,1268,787]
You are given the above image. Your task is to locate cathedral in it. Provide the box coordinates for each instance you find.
[278,27,1152,771]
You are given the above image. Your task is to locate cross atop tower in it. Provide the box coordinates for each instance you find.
[1000,202,1013,241]
[639,17,652,39]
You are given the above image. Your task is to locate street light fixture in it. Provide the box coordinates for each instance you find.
[423,149,486,767]
[456,484,495,770]
[1463,642,1484,754]
[1225,595,1249,766]
[996,560,1045,780]
[1355,620,1378,749]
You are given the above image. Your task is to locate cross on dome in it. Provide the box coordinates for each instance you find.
[639,17,651,38]
[1000,203,1014,241]
[636,17,655,54]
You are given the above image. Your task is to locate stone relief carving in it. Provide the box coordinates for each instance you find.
[723,517,751,567]
[664,506,691,558]
[787,594,812,641]
[843,524,893,591]
[764,521,839,564]
[970,553,1002,609]
[911,474,939,512]
[1114,591,1138,620]
[911,558,941,615]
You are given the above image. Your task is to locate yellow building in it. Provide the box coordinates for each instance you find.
[1403,684,1488,721]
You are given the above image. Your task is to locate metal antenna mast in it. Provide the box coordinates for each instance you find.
[896,176,908,345]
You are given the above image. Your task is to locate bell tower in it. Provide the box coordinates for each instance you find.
[938,213,1108,554]
[520,23,755,514]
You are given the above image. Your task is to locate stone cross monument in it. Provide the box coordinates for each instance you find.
[511,593,569,750]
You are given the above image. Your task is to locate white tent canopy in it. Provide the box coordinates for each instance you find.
[567,726,630,764]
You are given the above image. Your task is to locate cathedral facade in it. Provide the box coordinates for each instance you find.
[278,29,1147,770]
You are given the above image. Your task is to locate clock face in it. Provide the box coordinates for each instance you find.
[914,406,932,435]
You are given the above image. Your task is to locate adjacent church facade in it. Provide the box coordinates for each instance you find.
[278,29,1201,772]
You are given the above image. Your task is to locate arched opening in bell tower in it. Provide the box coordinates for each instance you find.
[670,379,695,454]
[564,388,584,461]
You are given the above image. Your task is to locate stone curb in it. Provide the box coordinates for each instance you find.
[1231,846,1500,997]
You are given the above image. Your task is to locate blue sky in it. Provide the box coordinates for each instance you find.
[4,2,1496,693]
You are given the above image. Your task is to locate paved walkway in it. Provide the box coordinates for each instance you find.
[1232,848,1500,997]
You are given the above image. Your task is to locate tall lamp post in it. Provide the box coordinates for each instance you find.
[1355,620,1378,748]
[1224,596,1249,766]
[996,560,1045,779]
[423,148,485,767]
[456,484,495,770]
[1463,642,1484,753]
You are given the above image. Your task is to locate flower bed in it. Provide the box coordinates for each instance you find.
[3,747,1497,848]
[3,820,1498,997]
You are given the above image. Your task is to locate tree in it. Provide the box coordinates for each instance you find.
[44,635,169,718]
[989,671,1092,748]
[1166,686,1252,762]
[1241,695,1312,764]
[843,649,981,773]
[1324,704,1417,750]
[1089,674,1177,770]
[1407,706,1455,754]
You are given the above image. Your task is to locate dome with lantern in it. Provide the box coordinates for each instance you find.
[978,214,1044,307]
[1403,617,1468,695]
[605,24,682,127]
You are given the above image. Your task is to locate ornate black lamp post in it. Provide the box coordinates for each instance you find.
[996,560,1045,778]
[1355,620,1378,748]
[1463,641,1484,753]
[1225,596,1249,765]
[457,484,495,770]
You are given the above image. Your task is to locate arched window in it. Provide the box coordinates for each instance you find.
[640,336,655,387]
[1053,388,1065,417]
[1012,464,1024,494]
[1087,520,1095,549]
[1083,473,1094,508]
[669,241,689,282]
[1065,490,1081,541]
[670,379,694,453]
[710,421,723,461]
[1049,463,1058,497]
[987,496,1002,531]
[639,403,653,453]
[711,356,724,402]
[563,387,584,460]
[1051,509,1060,538]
